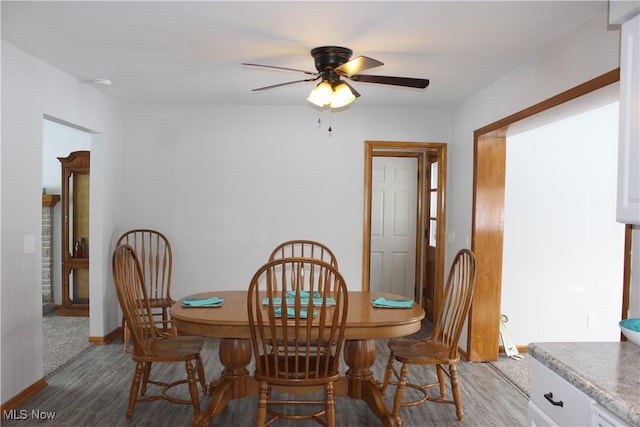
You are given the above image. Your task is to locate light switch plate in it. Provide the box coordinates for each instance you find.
[24,234,35,254]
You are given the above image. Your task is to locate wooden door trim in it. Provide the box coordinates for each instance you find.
[469,69,620,361]
[363,141,447,315]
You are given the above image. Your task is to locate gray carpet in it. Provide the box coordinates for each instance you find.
[43,311,93,376]
[489,353,531,396]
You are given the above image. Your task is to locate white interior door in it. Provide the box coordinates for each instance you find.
[370,156,418,298]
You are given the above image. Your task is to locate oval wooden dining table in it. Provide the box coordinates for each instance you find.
[171,290,425,427]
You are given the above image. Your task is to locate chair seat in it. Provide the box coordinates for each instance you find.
[135,336,204,361]
[388,338,458,365]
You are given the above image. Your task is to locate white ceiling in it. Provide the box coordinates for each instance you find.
[1,1,609,109]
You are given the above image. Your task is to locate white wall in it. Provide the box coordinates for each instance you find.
[502,102,625,343]
[120,105,450,294]
[449,8,621,349]
[1,40,123,404]
[42,119,92,306]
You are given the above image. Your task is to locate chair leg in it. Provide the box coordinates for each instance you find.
[256,381,268,427]
[450,364,464,421]
[127,362,144,418]
[185,360,201,414]
[122,319,130,352]
[391,363,409,418]
[437,364,447,397]
[380,352,396,394]
[325,381,336,427]
[161,307,169,333]
[196,356,207,392]
[141,362,152,395]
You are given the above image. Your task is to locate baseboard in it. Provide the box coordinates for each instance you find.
[89,327,121,345]
[0,378,47,413]
[499,344,529,354]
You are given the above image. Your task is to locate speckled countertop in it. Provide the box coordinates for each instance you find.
[529,342,640,427]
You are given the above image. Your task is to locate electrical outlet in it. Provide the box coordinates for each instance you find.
[587,313,598,328]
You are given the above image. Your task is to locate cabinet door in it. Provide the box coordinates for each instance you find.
[530,359,592,427]
[617,14,640,224]
[59,151,90,316]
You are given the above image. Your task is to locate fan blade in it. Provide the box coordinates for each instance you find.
[342,81,361,98]
[334,56,383,76]
[242,63,317,76]
[349,74,429,88]
[251,77,319,91]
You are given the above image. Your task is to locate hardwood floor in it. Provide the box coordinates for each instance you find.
[3,323,529,426]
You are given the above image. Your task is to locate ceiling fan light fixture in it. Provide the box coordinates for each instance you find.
[329,82,356,108]
[307,81,333,107]
[307,81,356,109]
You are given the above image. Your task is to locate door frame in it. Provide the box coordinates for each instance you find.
[362,141,447,315]
[468,69,621,361]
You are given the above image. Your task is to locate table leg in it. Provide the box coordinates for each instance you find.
[192,338,256,427]
[340,339,403,427]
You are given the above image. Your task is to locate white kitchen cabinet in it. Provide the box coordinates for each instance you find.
[528,359,632,427]
[529,358,592,426]
[616,13,640,224]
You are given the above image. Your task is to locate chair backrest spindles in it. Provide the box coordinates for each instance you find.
[432,249,476,358]
[269,240,338,268]
[117,229,173,302]
[248,257,348,382]
[269,240,339,294]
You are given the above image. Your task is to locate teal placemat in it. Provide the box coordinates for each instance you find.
[262,297,336,306]
[371,297,414,308]
[182,296,224,307]
[273,307,317,319]
[286,290,320,298]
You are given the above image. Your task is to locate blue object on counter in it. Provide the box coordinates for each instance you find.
[619,318,640,331]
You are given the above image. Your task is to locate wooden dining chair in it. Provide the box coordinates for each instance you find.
[379,248,477,421]
[117,229,174,351]
[247,257,348,427]
[112,244,206,419]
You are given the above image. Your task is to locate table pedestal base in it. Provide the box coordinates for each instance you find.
[195,337,401,426]
[194,338,256,427]
[341,339,402,427]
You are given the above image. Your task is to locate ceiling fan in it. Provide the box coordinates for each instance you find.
[242,46,430,109]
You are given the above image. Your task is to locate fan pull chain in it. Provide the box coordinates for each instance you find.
[315,108,333,135]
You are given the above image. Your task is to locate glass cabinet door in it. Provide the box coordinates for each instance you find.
[59,151,90,316]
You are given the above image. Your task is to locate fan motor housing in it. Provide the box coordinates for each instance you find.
[311,46,353,72]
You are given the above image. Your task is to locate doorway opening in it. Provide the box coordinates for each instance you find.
[41,116,93,374]
[468,69,623,361]
[362,141,447,322]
